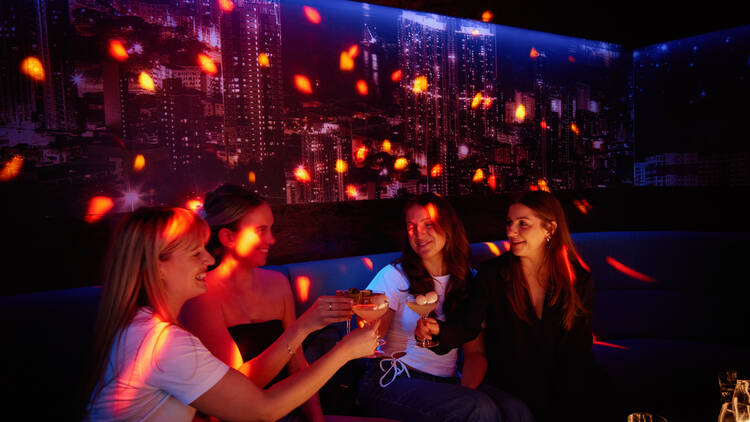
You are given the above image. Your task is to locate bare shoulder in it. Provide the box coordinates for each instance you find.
[253,268,293,298]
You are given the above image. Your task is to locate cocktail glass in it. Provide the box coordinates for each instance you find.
[352,292,389,358]
[407,297,439,348]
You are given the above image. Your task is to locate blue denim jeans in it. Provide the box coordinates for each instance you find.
[357,360,533,422]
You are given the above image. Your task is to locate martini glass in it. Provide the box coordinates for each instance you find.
[407,296,439,348]
[336,288,369,334]
[352,292,388,358]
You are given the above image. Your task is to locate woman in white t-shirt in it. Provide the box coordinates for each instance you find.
[357,193,533,422]
[82,207,379,421]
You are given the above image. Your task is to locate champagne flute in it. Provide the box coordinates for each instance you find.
[352,292,389,358]
[407,294,439,348]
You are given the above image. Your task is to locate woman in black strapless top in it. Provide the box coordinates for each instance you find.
[180,185,356,422]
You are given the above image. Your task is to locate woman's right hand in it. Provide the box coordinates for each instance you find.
[297,295,354,334]
[415,316,440,341]
[336,320,380,360]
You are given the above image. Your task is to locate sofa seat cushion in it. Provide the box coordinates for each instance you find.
[594,338,750,421]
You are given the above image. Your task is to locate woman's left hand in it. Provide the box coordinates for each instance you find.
[297,296,354,333]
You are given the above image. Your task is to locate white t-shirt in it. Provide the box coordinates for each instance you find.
[367,264,458,377]
[87,308,230,422]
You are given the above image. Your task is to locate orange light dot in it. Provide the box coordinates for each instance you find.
[537,178,550,192]
[413,76,428,93]
[568,55,576,63]
[529,184,539,191]
[391,69,402,82]
[362,257,374,271]
[186,199,203,213]
[430,164,442,178]
[236,227,260,256]
[346,185,358,199]
[335,159,348,173]
[248,171,256,184]
[197,53,218,75]
[138,72,154,91]
[488,174,497,191]
[515,104,526,122]
[133,154,145,171]
[530,47,539,59]
[485,242,501,256]
[0,155,24,181]
[570,123,580,135]
[303,6,321,24]
[541,120,548,130]
[481,10,493,22]
[295,276,311,302]
[20,57,45,81]
[483,98,493,109]
[294,167,311,183]
[85,196,114,223]
[502,241,511,251]
[472,168,484,183]
[425,203,438,221]
[382,140,391,153]
[355,146,368,163]
[471,92,483,109]
[471,29,480,36]
[218,0,234,12]
[217,255,238,278]
[394,157,408,171]
[339,51,354,71]
[109,40,129,62]
[348,44,359,59]
[356,79,368,96]
[574,200,588,215]
[258,52,270,67]
[294,74,313,95]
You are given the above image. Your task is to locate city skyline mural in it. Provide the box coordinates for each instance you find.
[3,0,737,219]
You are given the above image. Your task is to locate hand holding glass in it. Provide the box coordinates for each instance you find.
[407,295,439,348]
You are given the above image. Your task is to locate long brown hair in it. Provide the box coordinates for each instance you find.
[395,193,472,317]
[505,191,589,330]
[202,184,266,262]
[81,207,209,417]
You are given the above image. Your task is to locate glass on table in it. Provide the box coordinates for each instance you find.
[720,370,740,403]
[627,412,667,422]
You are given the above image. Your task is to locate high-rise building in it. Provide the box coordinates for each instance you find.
[220,0,283,166]
[37,0,78,131]
[160,78,205,172]
[0,0,40,126]
[300,122,352,203]
[397,11,454,196]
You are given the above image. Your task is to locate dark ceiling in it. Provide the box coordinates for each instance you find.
[356,1,744,49]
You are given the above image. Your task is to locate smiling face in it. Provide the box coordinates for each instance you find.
[229,202,276,268]
[159,242,216,306]
[506,203,555,260]
[406,204,447,265]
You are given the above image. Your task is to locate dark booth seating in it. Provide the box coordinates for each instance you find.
[1,231,747,420]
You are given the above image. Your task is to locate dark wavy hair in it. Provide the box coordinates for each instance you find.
[394,193,472,318]
[202,184,266,263]
[504,190,589,330]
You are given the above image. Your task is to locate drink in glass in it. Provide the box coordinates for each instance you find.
[407,292,439,348]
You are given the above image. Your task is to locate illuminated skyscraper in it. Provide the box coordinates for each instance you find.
[160,79,205,172]
[38,0,77,131]
[397,11,455,195]
[220,0,283,166]
[300,122,352,203]
[0,0,40,126]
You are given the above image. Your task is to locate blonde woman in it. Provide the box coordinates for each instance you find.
[83,207,378,421]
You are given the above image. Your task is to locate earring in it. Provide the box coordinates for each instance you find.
[545,234,551,245]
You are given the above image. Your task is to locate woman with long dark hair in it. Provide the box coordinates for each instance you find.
[357,193,532,422]
[82,207,378,421]
[416,191,605,421]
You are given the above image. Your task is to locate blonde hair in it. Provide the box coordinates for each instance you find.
[81,207,209,417]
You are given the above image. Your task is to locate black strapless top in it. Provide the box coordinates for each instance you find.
[227,319,288,387]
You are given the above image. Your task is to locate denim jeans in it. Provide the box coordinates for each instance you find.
[357,360,533,422]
